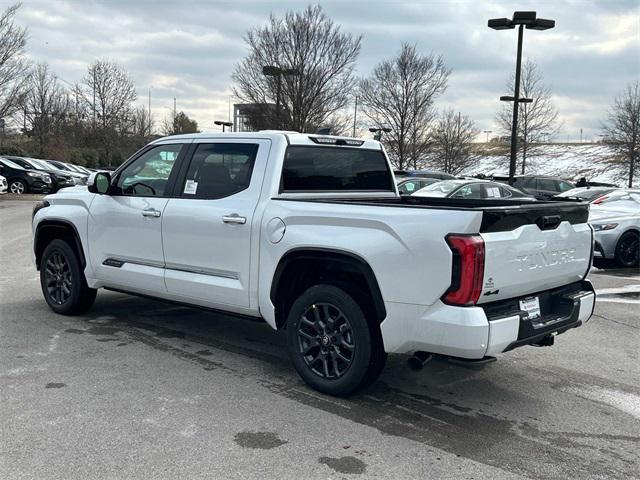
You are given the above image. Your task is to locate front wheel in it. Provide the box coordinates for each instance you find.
[286,284,386,396]
[615,231,639,268]
[9,179,27,194]
[40,239,97,315]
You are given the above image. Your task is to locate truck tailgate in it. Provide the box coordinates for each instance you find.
[478,205,592,304]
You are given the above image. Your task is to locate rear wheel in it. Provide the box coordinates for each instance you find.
[40,239,96,315]
[9,179,27,194]
[615,231,639,268]
[286,284,386,396]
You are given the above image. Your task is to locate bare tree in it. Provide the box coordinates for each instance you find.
[358,43,450,169]
[429,109,477,175]
[0,3,29,119]
[603,81,639,187]
[82,60,136,163]
[496,59,560,173]
[22,62,71,156]
[130,105,153,139]
[232,5,361,133]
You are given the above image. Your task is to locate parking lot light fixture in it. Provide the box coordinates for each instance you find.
[214,120,233,132]
[262,65,301,129]
[369,127,392,141]
[488,11,555,186]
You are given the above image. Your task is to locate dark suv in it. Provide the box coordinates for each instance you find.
[494,175,574,200]
[5,156,79,193]
[0,157,52,194]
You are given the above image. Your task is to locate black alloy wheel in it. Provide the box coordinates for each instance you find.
[40,239,97,315]
[44,251,73,305]
[615,231,640,268]
[297,302,355,379]
[286,284,386,396]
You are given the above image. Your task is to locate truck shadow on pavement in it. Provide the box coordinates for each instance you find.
[53,290,639,480]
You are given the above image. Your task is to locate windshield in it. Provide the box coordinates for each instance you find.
[46,160,71,171]
[413,180,463,197]
[29,159,53,171]
[0,158,25,170]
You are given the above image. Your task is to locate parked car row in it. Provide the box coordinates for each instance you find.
[394,170,638,268]
[0,156,90,194]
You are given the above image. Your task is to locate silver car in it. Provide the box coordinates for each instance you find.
[589,190,640,267]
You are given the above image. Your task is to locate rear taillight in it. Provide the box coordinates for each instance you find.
[592,195,607,204]
[443,234,485,306]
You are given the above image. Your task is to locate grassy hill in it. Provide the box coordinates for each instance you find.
[460,143,632,186]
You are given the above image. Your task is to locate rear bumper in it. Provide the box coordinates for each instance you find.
[380,280,595,358]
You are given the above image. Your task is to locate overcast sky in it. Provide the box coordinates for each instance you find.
[16,0,640,141]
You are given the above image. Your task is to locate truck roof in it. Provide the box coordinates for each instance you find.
[151,131,383,150]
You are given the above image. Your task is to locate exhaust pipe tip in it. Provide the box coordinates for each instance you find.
[407,351,433,370]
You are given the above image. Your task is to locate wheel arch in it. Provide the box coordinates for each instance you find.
[34,220,86,270]
[270,247,386,329]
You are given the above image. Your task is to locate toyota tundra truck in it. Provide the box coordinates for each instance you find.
[32,132,595,396]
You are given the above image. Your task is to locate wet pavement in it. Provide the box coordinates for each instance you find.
[1,200,639,479]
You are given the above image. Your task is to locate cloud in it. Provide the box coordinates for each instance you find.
[14,0,640,139]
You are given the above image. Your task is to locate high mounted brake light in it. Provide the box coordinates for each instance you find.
[443,234,485,306]
[309,136,364,146]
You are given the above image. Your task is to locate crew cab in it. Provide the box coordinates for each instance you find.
[32,132,595,396]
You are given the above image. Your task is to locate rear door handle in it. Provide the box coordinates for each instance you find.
[222,214,246,225]
[142,208,161,218]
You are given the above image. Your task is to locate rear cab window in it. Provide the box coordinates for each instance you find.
[281,146,394,193]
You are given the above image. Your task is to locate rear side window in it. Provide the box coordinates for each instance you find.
[537,179,559,192]
[282,146,393,192]
[181,143,258,199]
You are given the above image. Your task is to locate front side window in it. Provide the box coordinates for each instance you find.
[282,146,393,192]
[537,179,559,192]
[116,144,183,197]
[180,143,258,199]
[558,181,573,192]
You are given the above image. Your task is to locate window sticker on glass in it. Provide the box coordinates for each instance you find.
[487,187,500,198]
[184,179,198,195]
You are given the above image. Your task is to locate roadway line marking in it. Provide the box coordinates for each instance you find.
[567,386,640,420]
[595,285,640,295]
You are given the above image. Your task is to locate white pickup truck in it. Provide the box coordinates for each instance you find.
[32,132,595,395]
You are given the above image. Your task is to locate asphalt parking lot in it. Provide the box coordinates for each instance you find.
[1,199,639,479]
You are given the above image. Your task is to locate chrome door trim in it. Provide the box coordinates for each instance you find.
[102,257,239,280]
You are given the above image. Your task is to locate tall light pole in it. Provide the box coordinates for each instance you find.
[262,65,300,129]
[483,130,493,143]
[489,11,555,185]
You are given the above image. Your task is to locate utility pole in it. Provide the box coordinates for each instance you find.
[148,87,152,136]
[92,68,96,129]
[353,96,358,137]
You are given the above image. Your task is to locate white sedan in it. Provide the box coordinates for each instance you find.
[0,174,7,194]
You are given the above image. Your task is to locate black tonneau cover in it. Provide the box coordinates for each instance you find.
[272,196,589,233]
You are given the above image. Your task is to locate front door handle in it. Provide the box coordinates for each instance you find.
[142,208,161,218]
[222,213,246,225]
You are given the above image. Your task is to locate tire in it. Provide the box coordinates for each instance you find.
[39,239,97,315]
[614,231,639,268]
[9,179,27,194]
[286,284,386,396]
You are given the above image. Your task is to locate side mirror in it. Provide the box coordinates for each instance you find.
[88,172,111,194]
